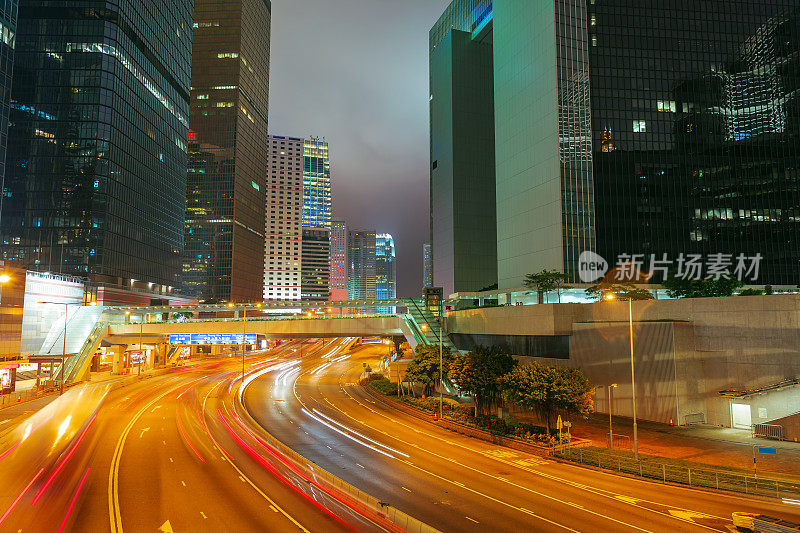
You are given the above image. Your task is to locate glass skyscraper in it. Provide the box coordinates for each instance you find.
[347,230,376,301]
[3,0,192,288]
[375,233,396,300]
[183,0,271,302]
[0,0,16,222]
[431,0,800,289]
[302,137,331,228]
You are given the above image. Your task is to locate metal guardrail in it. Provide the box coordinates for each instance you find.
[234,388,440,533]
[753,423,785,440]
[553,447,800,499]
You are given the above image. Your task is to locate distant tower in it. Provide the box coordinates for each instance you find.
[330,220,349,300]
[423,243,433,289]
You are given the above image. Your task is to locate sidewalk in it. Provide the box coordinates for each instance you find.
[512,411,800,477]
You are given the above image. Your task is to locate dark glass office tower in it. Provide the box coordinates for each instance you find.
[431,0,800,288]
[429,0,497,297]
[183,0,271,302]
[2,0,192,288]
[0,0,16,216]
[590,1,800,284]
[300,227,330,302]
[348,230,376,300]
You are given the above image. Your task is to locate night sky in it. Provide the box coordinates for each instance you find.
[268,0,450,297]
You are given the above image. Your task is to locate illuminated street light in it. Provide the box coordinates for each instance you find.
[604,291,639,461]
[0,274,10,283]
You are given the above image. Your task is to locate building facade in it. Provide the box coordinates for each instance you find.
[430,0,497,297]
[348,230,376,301]
[3,0,192,289]
[264,135,302,301]
[330,219,348,300]
[375,233,396,299]
[301,227,330,302]
[423,242,432,288]
[183,0,271,302]
[0,0,16,225]
[431,0,800,290]
[302,137,331,228]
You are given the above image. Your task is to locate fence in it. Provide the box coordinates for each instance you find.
[553,447,800,500]
[0,384,58,408]
[753,423,785,440]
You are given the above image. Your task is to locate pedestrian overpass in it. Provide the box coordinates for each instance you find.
[34,298,457,386]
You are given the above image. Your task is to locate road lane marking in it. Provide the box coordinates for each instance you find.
[138,427,149,438]
[181,481,186,487]
[200,512,207,519]
[466,516,479,524]
[109,379,183,533]
[330,369,727,531]
[402,486,412,492]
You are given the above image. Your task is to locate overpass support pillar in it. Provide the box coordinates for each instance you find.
[109,345,125,375]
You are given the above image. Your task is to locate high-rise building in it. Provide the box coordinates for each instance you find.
[376,233,396,312]
[303,137,331,228]
[264,135,302,301]
[375,233,396,300]
[301,227,330,302]
[0,0,16,224]
[3,0,192,289]
[423,243,432,288]
[348,230,376,301]
[330,219,348,300]
[431,1,800,289]
[430,0,497,297]
[182,0,271,302]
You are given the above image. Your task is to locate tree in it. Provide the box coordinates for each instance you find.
[585,281,654,301]
[449,345,517,416]
[662,271,743,298]
[501,362,593,432]
[404,344,456,397]
[524,269,571,304]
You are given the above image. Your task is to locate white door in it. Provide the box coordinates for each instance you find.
[731,403,752,429]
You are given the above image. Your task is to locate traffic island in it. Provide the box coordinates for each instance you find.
[362,376,589,454]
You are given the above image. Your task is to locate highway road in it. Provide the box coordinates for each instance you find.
[1,337,799,532]
[0,342,396,532]
[241,339,800,533]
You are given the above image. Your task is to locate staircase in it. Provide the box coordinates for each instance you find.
[404,299,459,353]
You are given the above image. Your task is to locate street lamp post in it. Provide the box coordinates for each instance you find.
[242,304,247,382]
[605,293,639,461]
[438,321,443,418]
[608,383,617,449]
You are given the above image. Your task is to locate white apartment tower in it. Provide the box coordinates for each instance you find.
[264,136,304,301]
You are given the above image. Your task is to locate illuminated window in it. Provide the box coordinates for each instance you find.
[217,52,238,59]
[633,120,646,133]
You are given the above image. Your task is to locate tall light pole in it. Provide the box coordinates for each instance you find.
[139,311,144,376]
[242,304,247,381]
[608,383,617,449]
[605,293,638,460]
[420,322,444,417]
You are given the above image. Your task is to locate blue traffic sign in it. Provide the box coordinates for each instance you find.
[757,447,777,455]
[169,333,257,345]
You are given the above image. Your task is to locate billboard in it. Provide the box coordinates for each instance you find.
[169,333,258,345]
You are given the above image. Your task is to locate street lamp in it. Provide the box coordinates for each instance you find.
[608,383,618,449]
[420,322,445,418]
[605,293,638,460]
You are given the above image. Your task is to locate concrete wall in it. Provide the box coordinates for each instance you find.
[447,295,800,427]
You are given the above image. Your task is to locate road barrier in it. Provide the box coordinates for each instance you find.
[235,385,441,533]
[753,423,785,441]
[553,447,800,499]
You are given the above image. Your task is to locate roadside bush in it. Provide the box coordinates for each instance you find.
[369,378,397,396]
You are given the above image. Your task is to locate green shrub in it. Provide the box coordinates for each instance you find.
[369,378,397,396]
